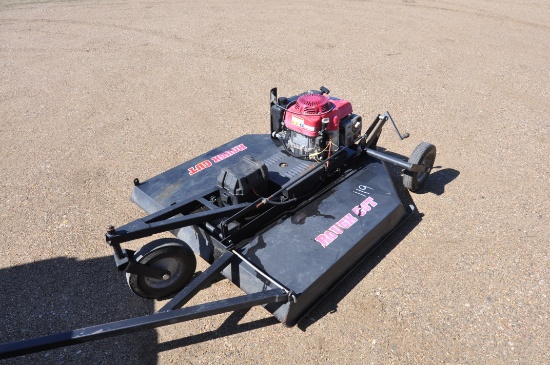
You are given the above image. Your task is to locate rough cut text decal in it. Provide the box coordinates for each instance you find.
[188,144,248,175]
[315,196,378,248]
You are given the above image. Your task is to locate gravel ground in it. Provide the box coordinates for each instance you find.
[0,0,548,364]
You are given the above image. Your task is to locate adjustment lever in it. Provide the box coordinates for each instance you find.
[384,111,410,140]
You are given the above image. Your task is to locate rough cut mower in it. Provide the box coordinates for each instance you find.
[0,87,436,359]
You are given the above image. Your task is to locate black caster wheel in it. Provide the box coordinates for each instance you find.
[403,142,436,192]
[126,238,196,299]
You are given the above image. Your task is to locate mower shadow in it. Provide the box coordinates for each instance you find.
[0,255,156,365]
[0,255,286,364]
[297,157,455,331]
[156,307,280,353]
[416,168,460,195]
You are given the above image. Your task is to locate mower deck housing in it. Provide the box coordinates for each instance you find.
[131,134,407,325]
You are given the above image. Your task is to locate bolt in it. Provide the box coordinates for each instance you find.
[107,225,115,234]
[162,274,170,280]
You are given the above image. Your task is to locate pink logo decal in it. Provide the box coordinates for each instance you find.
[187,144,248,176]
[315,231,338,248]
[352,197,377,217]
[328,224,344,235]
[211,144,248,163]
[336,213,358,229]
[315,198,377,248]
[188,160,213,176]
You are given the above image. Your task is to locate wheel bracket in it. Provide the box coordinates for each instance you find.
[125,261,171,280]
[406,163,431,173]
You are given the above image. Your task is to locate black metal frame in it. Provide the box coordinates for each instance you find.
[0,99,433,359]
[106,111,428,276]
[104,110,431,302]
[0,248,290,359]
[0,288,287,359]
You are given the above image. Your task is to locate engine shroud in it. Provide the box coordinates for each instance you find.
[276,90,361,159]
[283,93,353,138]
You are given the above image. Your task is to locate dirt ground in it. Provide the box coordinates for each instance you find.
[0,0,548,363]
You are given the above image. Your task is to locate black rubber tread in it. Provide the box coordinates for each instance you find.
[403,142,436,192]
[126,238,197,300]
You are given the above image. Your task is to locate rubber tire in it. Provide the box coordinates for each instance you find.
[126,238,196,300]
[403,142,436,192]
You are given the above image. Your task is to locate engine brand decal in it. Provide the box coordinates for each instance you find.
[314,196,378,248]
[188,143,248,175]
[291,115,304,128]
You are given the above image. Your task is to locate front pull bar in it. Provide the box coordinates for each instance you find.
[0,288,288,360]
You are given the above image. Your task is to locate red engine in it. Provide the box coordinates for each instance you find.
[270,87,362,160]
[283,93,353,138]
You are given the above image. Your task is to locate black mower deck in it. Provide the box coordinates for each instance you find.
[0,86,437,360]
[131,134,407,325]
